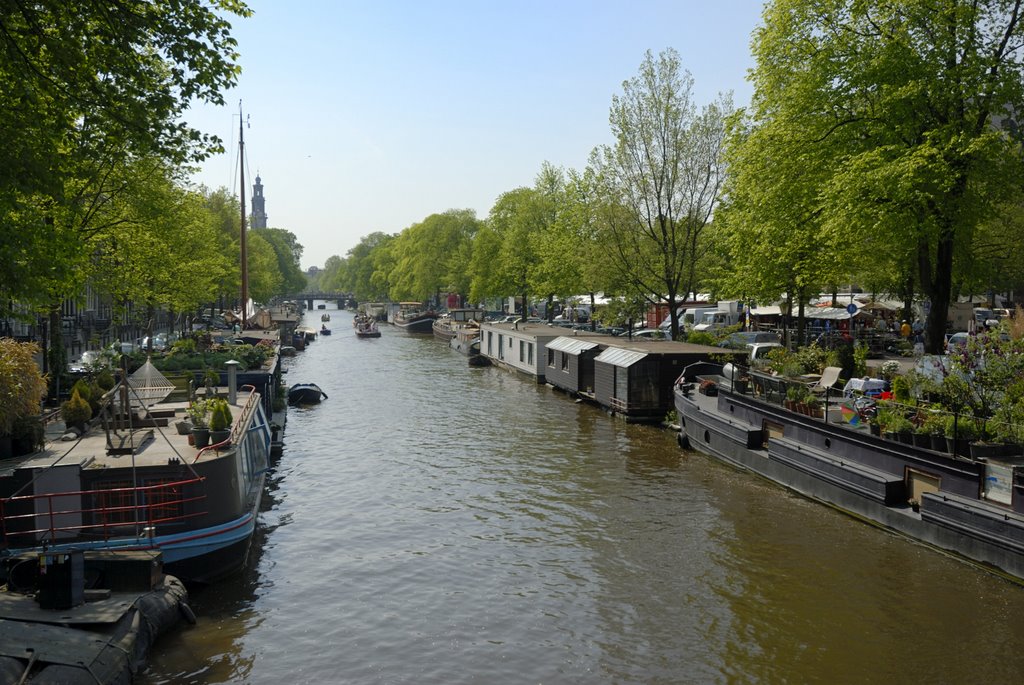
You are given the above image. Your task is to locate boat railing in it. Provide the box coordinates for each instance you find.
[0,475,207,549]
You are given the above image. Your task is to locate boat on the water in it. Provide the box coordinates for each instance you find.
[288,383,327,405]
[320,324,332,336]
[354,315,381,338]
[0,367,271,584]
[393,302,437,333]
[449,322,482,355]
[321,313,331,322]
[674,361,1024,583]
[433,308,486,341]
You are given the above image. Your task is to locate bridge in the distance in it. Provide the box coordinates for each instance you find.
[287,291,355,310]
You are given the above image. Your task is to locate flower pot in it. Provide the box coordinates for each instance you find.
[869,424,881,437]
[209,429,231,446]
[946,436,969,457]
[192,427,210,449]
[912,433,931,448]
[930,434,947,452]
[897,431,914,445]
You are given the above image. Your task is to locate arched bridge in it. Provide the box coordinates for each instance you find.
[288,291,355,310]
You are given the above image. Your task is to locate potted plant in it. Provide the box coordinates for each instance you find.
[187,398,211,448]
[785,386,802,411]
[912,421,932,448]
[889,414,914,444]
[61,388,92,433]
[805,393,823,418]
[921,411,948,452]
[208,397,233,446]
[0,339,48,458]
[944,414,977,457]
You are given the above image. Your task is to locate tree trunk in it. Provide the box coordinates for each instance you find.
[46,305,64,402]
[920,232,955,355]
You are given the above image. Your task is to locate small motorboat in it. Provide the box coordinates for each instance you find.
[288,383,328,405]
[321,313,331,322]
[320,324,332,336]
[354,316,381,338]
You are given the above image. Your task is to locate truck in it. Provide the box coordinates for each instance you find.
[678,306,717,332]
[693,300,744,333]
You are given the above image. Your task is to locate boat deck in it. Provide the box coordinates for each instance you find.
[2,389,260,476]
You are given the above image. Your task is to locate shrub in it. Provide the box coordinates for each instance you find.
[61,389,92,429]
[687,331,716,347]
[208,398,233,431]
[95,370,116,392]
[71,378,92,403]
[0,338,48,435]
[891,375,911,403]
[187,399,210,429]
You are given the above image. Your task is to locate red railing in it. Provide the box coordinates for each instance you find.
[0,476,206,548]
[194,386,260,463]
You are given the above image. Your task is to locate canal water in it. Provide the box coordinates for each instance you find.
[142,306,1024,684]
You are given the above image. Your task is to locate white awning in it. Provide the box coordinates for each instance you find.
[595,347,648,368]
[547,337,600,355]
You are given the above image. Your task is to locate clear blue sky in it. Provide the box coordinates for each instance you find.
[186,0,766,269]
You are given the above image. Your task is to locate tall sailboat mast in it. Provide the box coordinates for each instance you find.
[239,101,249,329]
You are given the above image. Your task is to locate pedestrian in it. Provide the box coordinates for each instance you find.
[900,320,911,339]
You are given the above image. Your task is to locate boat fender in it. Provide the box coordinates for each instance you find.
[678,431,690,450]
[179,601,197,625]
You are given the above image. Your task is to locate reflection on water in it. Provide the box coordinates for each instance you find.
[142,305,1024,684]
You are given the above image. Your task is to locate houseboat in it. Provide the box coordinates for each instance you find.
[674,362,1024,583]
[0,367,271,584]
[393,302,437,334]
[433,308,486,341]
[544,336,738,423]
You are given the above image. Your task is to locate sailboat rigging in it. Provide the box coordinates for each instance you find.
[239,101,249,329]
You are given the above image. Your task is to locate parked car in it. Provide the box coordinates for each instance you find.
[717,331,781,349]
[140,333,177,352]
[946,331,970,352]
[68,349,111,374]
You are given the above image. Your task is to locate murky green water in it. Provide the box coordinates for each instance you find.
[141,306,1024,684]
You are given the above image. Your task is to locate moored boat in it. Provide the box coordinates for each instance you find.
[288,383,328,405]
[393,302,437,333]
[673,361,1024,583]
[0,372,271,584]
[433,307,486,341]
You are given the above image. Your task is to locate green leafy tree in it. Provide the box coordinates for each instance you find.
[253,228,306,297]
[746,0,1024,353]
[591,49,732,340]
[387,210,480,303]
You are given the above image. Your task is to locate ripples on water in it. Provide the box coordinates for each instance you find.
[143,307,1024,684]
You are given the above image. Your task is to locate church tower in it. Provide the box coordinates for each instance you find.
[251,174,268,229]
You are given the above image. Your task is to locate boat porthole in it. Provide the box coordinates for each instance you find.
[824,438,831,449]
[704,430,710,443]
[729,404,734,413]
